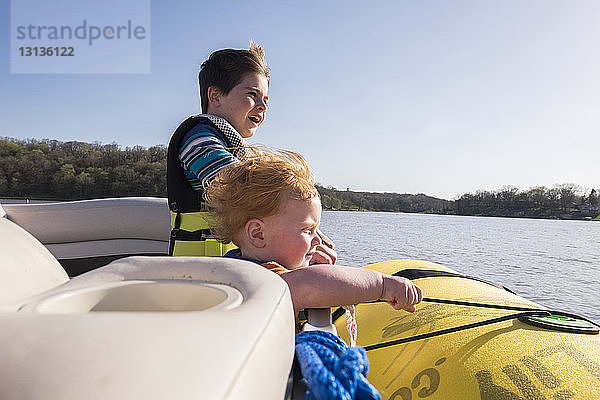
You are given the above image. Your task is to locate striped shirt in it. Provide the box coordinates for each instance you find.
[179,115,247,192]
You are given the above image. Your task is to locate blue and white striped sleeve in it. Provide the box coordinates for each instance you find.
[179,130,238,190]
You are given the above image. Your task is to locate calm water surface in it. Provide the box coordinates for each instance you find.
[319,211,600,323]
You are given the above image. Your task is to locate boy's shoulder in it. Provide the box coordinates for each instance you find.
[224,249,290,275]
[260,261,290,276]
[169,114,225,154]
[180,115,224,140]
[176,114,220,136]
[175,114,245,151]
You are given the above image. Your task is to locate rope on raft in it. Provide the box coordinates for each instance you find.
[295,330,381,400]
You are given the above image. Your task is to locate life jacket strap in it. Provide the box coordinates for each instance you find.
[168,210,235,257]
[170,210,211,232]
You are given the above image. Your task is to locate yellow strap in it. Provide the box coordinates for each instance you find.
[169,210,236,257]
[171,238,237,257]
[170,210,210,231]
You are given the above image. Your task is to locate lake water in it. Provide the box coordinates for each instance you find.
[319,211,600,324]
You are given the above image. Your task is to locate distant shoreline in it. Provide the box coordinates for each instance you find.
[321,207,599,221]
[1,137,598,221]
[3,197,598,222]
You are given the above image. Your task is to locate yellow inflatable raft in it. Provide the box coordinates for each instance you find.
[334,260,600,400]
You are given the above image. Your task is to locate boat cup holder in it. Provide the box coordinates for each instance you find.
[28,280,243,314]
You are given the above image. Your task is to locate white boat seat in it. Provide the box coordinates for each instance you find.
[0,216,69,304]
[3,197,170,244]
[2,198,171,263]
[0,203,295,399]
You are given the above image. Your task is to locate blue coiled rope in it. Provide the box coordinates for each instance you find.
[295,330,381,400]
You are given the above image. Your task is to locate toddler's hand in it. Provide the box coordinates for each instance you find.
[309,244,337,265]
[309,230,337,265]
[380,275,423,312]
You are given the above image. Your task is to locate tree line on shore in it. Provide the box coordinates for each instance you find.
[1,138,598,220]
[0,138,166,200]
[455,185,599,219]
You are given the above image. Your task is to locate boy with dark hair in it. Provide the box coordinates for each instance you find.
[198,45,270,118]
[167,42,336,261]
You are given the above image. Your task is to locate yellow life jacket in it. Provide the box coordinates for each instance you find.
[168,210,236,256]
[167,115,238,257]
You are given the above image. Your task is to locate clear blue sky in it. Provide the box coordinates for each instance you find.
[2,0,599,200]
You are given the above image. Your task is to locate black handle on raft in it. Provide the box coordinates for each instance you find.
[363,310,552,351]
[421,298,600,333]
[365,297,547,312]
[421,297,545,312]
[359,298,600,351]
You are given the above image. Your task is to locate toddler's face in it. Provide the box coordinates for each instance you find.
[262,196,322,269]
[211,72,269,138]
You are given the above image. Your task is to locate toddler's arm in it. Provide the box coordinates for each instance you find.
[280,264,422,312]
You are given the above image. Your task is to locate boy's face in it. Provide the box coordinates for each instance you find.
[262,196,322,270]
[208,72,269,138]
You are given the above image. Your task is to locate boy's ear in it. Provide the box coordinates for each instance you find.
[244,219,266,248]
[207,86,222,107]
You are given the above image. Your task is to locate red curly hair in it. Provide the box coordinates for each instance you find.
[203,147,319,244]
